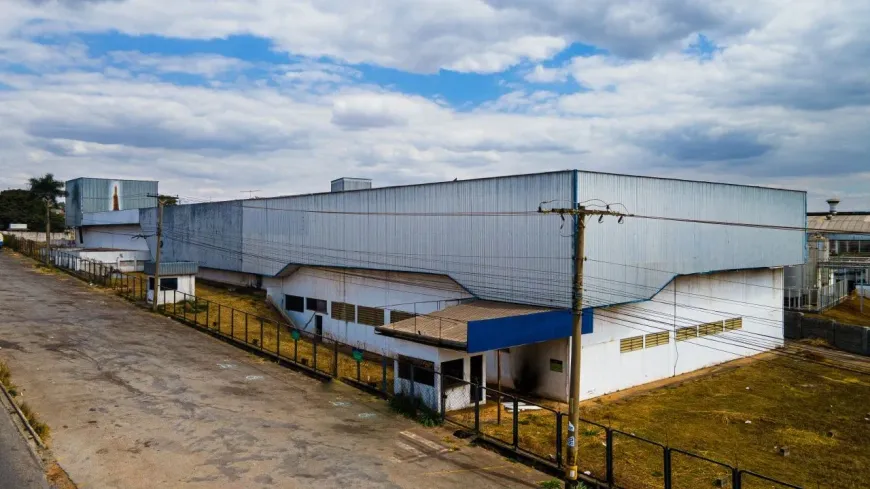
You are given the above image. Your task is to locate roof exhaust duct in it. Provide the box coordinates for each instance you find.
[826,197,840,220]
[331,177,372,192]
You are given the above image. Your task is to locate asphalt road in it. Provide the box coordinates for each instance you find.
[0,393,49,489]
[0,251,546,489]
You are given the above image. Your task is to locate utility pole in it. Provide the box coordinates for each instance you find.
[44,198,51,264]
[538,203,625,488]
[151,197,165,312]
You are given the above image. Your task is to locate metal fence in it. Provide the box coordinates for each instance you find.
[784,281,849,312]
[5,235,804,489]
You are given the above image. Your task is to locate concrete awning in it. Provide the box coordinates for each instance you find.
[376,300,593,353]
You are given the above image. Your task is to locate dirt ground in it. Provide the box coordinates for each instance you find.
[0,251,547,489]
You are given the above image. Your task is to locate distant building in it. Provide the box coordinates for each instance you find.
[785,199,870,310]
[63,177,158,272]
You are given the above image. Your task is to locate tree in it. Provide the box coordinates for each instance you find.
[158,194,178,206]
[28,173,66,205]
[0,189,65,231]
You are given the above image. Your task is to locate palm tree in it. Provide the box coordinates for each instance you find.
[28,173,66,205]
[28,174,66,255]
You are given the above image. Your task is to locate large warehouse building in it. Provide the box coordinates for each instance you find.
[68,171,806,409]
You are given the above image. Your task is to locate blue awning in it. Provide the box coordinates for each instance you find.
[466,308,592,353]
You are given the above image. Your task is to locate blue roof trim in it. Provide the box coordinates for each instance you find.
[466,308,593,353]
[826,233,870,241]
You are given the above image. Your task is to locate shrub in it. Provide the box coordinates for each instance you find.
[389,393,443,427]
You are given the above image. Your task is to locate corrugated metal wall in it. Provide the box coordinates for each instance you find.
[241,172,575,307]
[140,201,244,271]
[66,178,158,227]
[139,170,806,309]
[576,171,807,308]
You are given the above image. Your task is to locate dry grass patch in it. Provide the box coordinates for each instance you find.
[460,354,870,488]
[808,291,870,327]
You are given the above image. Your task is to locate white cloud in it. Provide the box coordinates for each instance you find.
[6,0,789,73]
[107,51,250,77]
[0,0,868,215]
[524,64,569,84]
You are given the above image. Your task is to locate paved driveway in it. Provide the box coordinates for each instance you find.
[0,252,544,489]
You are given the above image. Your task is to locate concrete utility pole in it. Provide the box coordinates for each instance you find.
[151,197,165,312]
[537,203,625,488]
[44,198,51,264]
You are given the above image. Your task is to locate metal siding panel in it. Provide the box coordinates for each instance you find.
[73,178,158,216]
[141,201,244,271]
[144,261,199,276]
[576,171,806,308]
[241,172,575,307]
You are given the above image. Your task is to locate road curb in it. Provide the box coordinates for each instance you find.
[0,380,45,466]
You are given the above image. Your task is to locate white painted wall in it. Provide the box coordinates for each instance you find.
[486,338,569,401]
[265,267,472,354]
[52,249,150,272]
[578,268,783,400]
[147,275,196,305]
[392,344,485,413]
[484,269,783,402]
[80,225,149,251]
[78,250,150,271]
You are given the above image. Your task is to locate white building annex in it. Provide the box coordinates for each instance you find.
[68,171,806,411]
[64,178,157,272]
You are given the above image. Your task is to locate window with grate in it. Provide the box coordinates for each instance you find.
[397,355,435,386]
[357,306,385,326]
[550,359,564,372]
[698,321,723,336]
[620,335,644,353]
[645,331,670,348]
[285,295,304,313]
[331,301,356,322]
[306,297,327,314]
[676,326,698,342]
[389,310,416,323]
[724,317,743,331]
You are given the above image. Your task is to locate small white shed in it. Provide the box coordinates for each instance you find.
[144,261,198,305]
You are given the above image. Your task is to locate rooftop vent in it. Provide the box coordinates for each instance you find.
[826,197,840,219]
[331,177,372,192]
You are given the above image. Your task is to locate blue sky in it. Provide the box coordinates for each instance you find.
[0,0,867,210]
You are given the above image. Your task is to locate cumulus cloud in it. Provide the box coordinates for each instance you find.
[0,0,867,214]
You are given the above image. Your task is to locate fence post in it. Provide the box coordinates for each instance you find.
[474,381,480,434]
[382,356,388,393]
[512,395,519,449]
[333,340,339,377]
[663,447,672,489]
[606,428,614,487]
[441,389,447,422]
[732,467,741,489]
[410,364,416,404]
[556,413,563,467]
